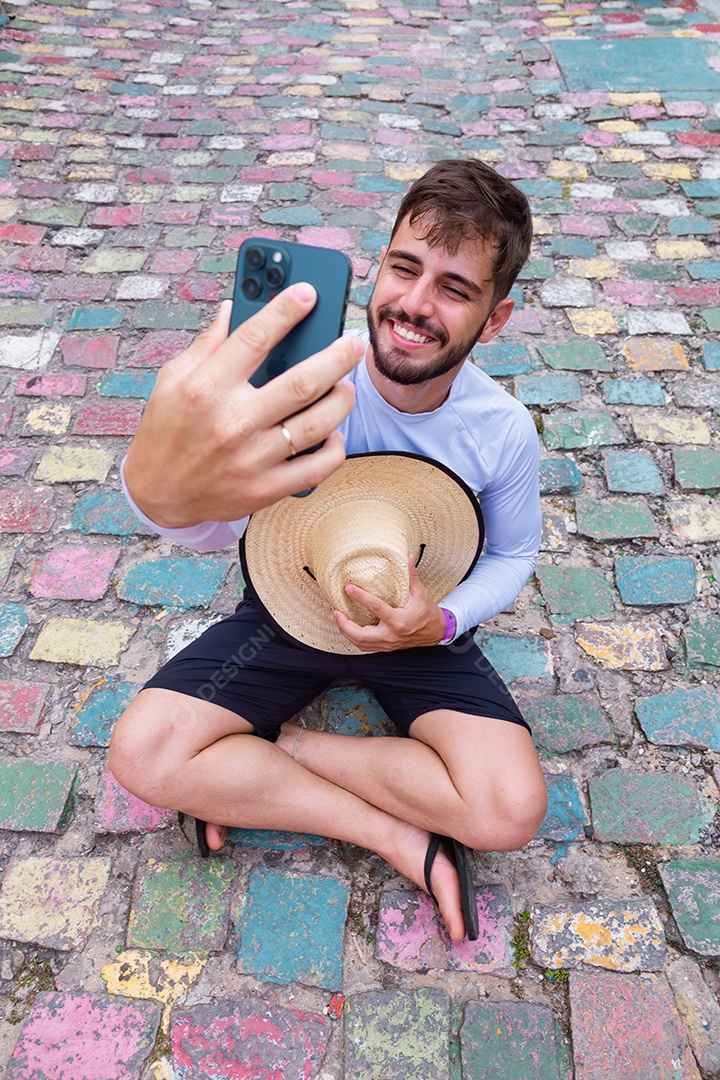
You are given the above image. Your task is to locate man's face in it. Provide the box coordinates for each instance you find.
[365,215,512,387]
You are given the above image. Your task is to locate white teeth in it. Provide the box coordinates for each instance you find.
[392,322,432,344]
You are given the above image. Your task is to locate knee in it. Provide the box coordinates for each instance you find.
[462,776,548,852]
[108,707,178,809]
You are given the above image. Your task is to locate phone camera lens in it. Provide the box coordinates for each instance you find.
[265,265,285,289]
[245,246,265,271]
[242,277,261,299]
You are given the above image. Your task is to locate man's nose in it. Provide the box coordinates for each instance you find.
[403,276,435,319]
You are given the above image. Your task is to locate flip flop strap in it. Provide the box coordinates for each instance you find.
[424,833,442,897]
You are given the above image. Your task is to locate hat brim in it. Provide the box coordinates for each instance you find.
[240,452,484,654]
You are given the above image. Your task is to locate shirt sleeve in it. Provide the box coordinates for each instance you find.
[119,456,248,552]
[441,409,541,638]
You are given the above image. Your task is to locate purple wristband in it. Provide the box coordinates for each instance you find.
[439,607,456,645]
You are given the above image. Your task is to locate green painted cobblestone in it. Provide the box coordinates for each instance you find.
[683,613,720,668]
[0,759,77,833]
[589,771,715,845]
[542,411,623,451]
[345,989,451,1080]
[128,857,236,956]
[658,861,720,957]
[460,1002,572,1080]
[673,447,720,490]
[576,497,658,541]
[518,693,615,754]
[536,566,615,621]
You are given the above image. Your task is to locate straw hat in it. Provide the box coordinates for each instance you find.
[240,452,484,654]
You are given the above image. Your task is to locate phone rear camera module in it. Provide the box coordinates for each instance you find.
[242,276,261,300]
[245,246,265,271]
[265,265,285,289]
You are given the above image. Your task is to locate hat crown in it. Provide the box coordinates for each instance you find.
[307,499,419,625]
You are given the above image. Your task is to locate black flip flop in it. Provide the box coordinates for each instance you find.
[179,814,210,859]
[424,833,479,942]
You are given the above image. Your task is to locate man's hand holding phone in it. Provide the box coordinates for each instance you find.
[123,285,361,530]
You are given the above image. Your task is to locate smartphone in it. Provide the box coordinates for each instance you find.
[230,238,352,389]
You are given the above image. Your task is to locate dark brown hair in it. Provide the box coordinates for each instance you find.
[391,159,533,305]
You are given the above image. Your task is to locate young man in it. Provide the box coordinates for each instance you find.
[110,159,547,943]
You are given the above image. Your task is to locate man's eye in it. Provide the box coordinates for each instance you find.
[445,285,469,299]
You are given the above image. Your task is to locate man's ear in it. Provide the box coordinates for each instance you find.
[476,298,514,345]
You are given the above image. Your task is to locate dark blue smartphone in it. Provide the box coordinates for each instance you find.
[230,238,352,389]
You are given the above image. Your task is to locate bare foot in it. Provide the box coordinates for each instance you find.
[205,822,229,851]
[388,821,466,942]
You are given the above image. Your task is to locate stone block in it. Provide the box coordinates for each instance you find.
[576,497,657,540]
[541,514,569,553]
[627,312,692,336]
[660,861,720,958]
[539,278,594,307]
[0,603,28,656]
[621,337,690,371]
[602,378,665,406]
[538,340,610,371]
[539,458,583,494]
[35,446,113,483]
[69,678,139,747]
[98,371,156,400]
[569,970,700,1080]
[0,759,77,832]
[673,381,720,409]
[72,401,143,436]
[8,991,160,1080]
[0,449,35,478]
[542,411,623,451]
[666,496,720,542]
[237,868,348,990]
[72,491,154,537]
[0,483,55,533]
[460,1001,572,1080]
[567,308,618,335]
[0,857,110,950]
[320,682,396,737]
[518,692,614,754]
[129,330,193,368]
[683,613,720,668]
[632,413,710,446]
[589,770,715,845]
[22,401,71,436]
[94,768,174,834]
[473,341,538,377]
[673,447,720,491]
[30,618,135,667]
[116,556,229,610]
[28,543,119,600]
[530,899,665,972]
[16,373,87,398]
[702,341,720,370]
[128,857,236,956]
[536,566,615,620]
[576,622,667,670]
[0,682,48,734]
[537,774,587,845]
[61,334,119,369]
[376,885,513,975]
[514,374,582,405]
[615,556,697,605]
[171,999,328,1080]
[636,687,720,751]
[474,631,553,684]
[665,953,720,1075]
[602,450,663,495]
[345,989,451,1080]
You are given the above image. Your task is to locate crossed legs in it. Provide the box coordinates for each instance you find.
[109,689,547,942]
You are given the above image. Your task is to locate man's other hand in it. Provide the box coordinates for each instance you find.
[123,286,361,528]
[334,558,448,652]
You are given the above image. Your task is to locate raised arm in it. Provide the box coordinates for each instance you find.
[123,285,361,530]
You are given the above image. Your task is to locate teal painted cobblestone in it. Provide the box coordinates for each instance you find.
[345,989,451,1080]
[472,341,537,377]
[537,775,587,846]
[636,687,720,750]
[514,374,582,406]
[237,869,349,990]
[658,861,720,957]
[602,450,664,495]
[683,613,720,668]
[519,693,615,754]
[537,340,611,371]
[460,1002,572,1080]
[0,759,77,832]
[536,566,615,621]
[0,602,28,656]
[72,492,154,537]
[539,458,583,495]
[474,631,553,684]
[615,556,697,605]
[589,771,714,845]
[68,679,139,747]
[603,380,666,406]
[117,556,230,610]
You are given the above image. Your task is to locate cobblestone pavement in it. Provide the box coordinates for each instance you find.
[0,0,720,1075]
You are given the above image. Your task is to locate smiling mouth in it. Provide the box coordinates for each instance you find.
[388,320,436,346]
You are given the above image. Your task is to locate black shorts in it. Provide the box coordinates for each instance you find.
[144,596,530,740]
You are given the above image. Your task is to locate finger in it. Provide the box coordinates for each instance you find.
[334,610,389,649]
[255,335,363,429]
[248,430,348,502]
[202,283,319,388]
[273,380,356,458]
[163,300,233,379]
[343,583,397,623]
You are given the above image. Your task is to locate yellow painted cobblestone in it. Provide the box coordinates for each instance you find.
[30,618,135,667]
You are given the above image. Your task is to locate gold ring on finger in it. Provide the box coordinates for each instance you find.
[279,422,298,458]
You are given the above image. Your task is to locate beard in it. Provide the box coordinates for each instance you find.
[366,300,487,386]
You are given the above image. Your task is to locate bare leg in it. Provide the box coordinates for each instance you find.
[109,689,468,940]
[276,711,548,853]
